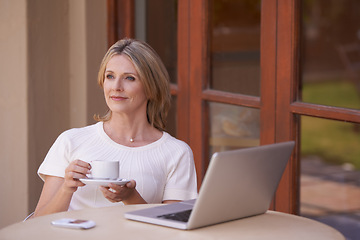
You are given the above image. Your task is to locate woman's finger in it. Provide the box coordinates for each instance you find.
[66,172,88,180]
[100,186,120,202]
[73,159,91,168]
[68,160,91,173]
[65,160,91,180]
[125,180,136,189]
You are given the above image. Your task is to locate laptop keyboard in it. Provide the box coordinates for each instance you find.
[157,209,192,222]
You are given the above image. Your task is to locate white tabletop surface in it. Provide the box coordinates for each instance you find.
[0,204,345,240]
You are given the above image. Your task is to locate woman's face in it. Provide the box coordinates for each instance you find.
[103,54,148,117]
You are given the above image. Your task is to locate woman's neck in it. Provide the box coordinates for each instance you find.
[103,114,162,147]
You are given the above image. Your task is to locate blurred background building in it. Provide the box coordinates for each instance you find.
[1,0,359,238]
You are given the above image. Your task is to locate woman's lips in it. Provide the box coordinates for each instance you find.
[110,96,127,101]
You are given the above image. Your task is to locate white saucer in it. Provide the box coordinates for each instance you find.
[79,178,130,187]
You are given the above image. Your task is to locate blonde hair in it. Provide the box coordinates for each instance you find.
[95,38,171,131]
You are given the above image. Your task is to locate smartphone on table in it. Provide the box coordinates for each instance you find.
[51,218,96,229]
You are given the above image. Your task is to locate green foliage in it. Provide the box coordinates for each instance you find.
[301,81,360,169]
[302,81,360,109]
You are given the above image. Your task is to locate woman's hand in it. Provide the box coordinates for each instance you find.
[63,159,91,193]
[100,180,147,204]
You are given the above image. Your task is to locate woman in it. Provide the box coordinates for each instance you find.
[32,39,198,217]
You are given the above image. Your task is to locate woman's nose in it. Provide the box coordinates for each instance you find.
[113,78,124,91]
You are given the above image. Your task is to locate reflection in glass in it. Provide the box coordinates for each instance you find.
[135,0,178,84]
[208,102,260,156]
[300,116,360,239]
[300,0,360,109]
[166,96,177,137]
[209,0,261,96]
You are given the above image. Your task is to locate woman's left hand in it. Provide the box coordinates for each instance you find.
[100,180,146,204]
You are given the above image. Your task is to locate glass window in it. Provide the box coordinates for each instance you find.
[135,0,178,137]
[135,0,178,84]
[209,0,261,96]
[166,96,177,137]
[300,116,360,239]
[300,0,360,110]
[208,102,260,156]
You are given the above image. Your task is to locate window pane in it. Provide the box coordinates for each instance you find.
[209,0,261,96]
[135,0,177,84]
[300,116,360,239]
[300,0,360,110]
[166,96,177,137]
[208,102,260,156]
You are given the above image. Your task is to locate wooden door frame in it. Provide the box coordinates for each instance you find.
[273,0,300,214]
[105,1,301,209]
[183,0,302,213]
[105,0,360,215]
[272,0,360,214]
[260,0,300,214]
[188,0,209,187]
[107,0,135,46]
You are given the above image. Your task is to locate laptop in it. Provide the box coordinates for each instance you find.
[124,141,295,230]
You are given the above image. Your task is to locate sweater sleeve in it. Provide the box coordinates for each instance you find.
[162,141,198,201]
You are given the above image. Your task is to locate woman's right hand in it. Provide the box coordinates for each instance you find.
[63,159,91,193]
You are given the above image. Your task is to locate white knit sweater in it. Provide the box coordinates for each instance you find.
[38,122,198,210]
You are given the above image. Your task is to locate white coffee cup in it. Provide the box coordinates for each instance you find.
[89,160,119,179]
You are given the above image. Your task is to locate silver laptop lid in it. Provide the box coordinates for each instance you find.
[187,141,295,229]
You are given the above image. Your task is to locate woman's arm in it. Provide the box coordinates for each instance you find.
[32,160,91,217]
[33,176,73,217]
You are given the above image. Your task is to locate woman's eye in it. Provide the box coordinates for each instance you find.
[105,74,114,79]
[126,76,135,81]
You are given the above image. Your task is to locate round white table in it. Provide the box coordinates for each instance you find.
[0,204,345,240]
